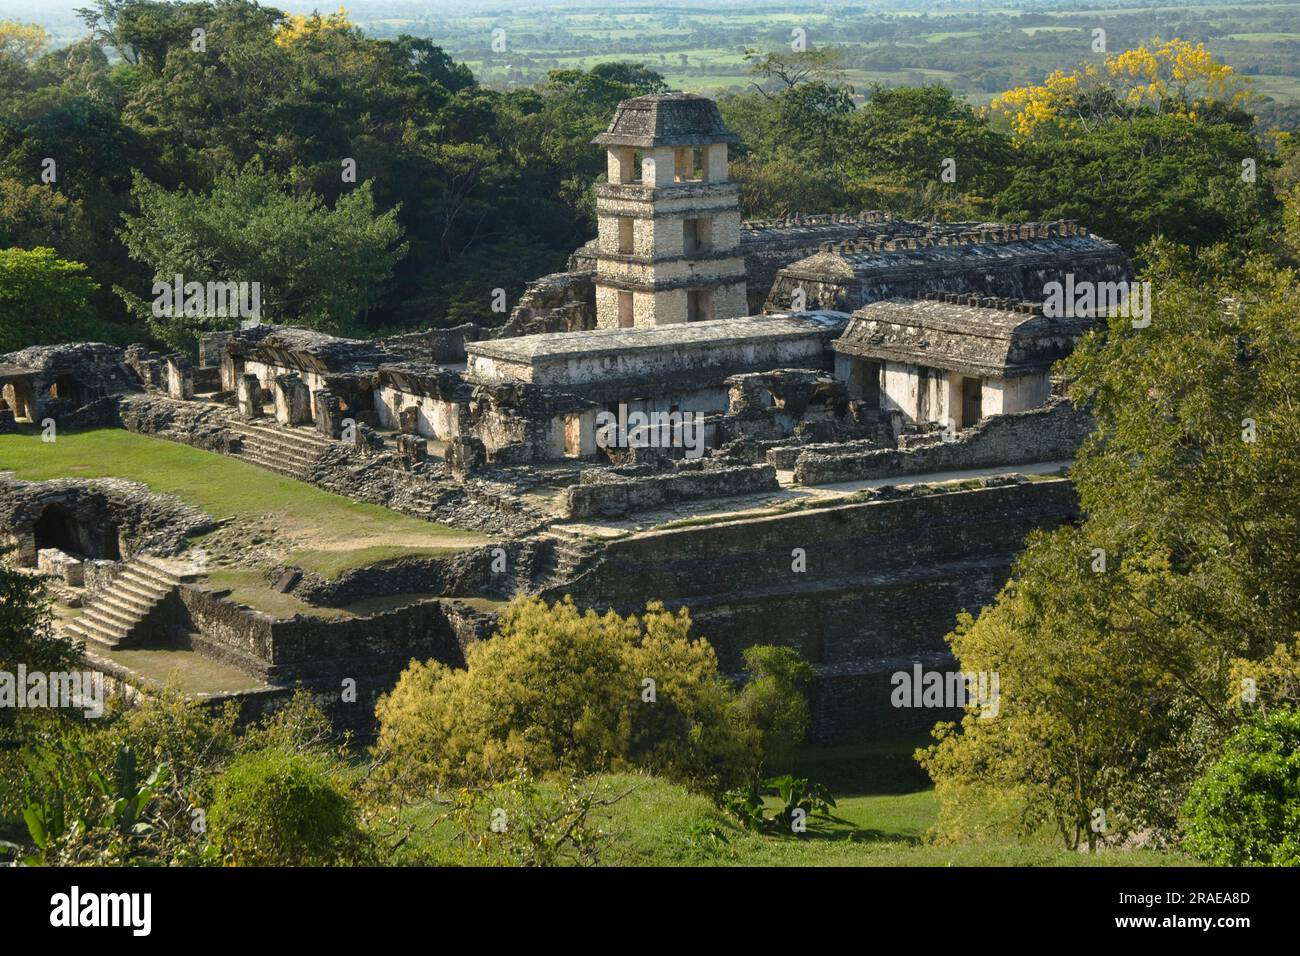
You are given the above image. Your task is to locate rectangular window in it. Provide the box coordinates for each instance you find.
[687,289,712,323]
[618,291,634,328]
[617,217,634,255]
[674,147,705,182]
[961,377,983,428]
[683,218,712,254]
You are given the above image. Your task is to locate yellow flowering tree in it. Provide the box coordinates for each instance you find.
[273,7,354,48]
[0,19,47,65]
[991,39,1253,139]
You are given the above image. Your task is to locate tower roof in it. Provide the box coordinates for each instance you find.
[593,93,740,148]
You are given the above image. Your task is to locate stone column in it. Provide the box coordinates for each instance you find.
[273,373,311,426]
[237,373,262,419]
[314,390,343,439]
[165,355,194,400]
[446,436,486,481]
[398,405,420,435]
[397,433,427,469]
[220,354,241,392]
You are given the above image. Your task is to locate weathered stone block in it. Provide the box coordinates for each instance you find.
[398,405,419,435]
[273,373,312,426]
[38,547,84,586]
[446,436,486,481]
[165,354,194,401]
[84,559,120,592]
[352,422,384,454]
[314,390,343,439]
[397,433,427,468]
[237,373,262,419]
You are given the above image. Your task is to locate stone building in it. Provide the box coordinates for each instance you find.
[590,93,748,328]
[833,293,1096,430]
[765,220,1131,314]
[0,343,139,429]
[3,92,1150,742]
[464,313,844,457]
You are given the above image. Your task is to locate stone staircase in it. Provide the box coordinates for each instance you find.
[526,532,604,596]
[229,420,332,480]
[64,555,185,652]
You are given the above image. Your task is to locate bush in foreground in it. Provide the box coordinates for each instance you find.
[1183,707,1300,866]
[208,748,370,867]
[373,598,813,797]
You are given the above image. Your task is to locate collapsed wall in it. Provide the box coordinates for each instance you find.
[792,398,1092,485]
[563,462,779,519]
[175,586,491,683]
[0,475,213,566]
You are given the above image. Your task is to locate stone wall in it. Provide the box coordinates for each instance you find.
[0,475,213,566]
[792,397,1091,485]
[286,547,506,607]
[118,392,240,454]
[0,342,141,425]
[497,271,597,338]
[550,478,1078,741]
[86,593,498,740]
[177,584,494,682]
[766,221,1133,314]
[119,392,548,536]
[563,463,779,519]
[379,323,491,363]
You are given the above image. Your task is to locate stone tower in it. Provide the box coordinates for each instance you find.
[591,93,748,328]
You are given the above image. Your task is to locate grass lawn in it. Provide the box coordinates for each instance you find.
[206,566,474,621]
[390,736,1192,867]
[0,426,486,579]
[103,646,266,695]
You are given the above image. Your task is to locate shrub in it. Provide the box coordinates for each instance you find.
[1183,707,1300,866]
[373,598,761,795]
[732,645,814,770]
[208,749,368,866]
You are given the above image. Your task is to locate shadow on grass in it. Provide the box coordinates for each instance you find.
[772,733,936,797]
[803,814,925,846]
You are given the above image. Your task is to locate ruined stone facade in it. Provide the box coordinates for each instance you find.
[765,219,1132,314]
[0,92,1138,742]
[834,293,1097,431]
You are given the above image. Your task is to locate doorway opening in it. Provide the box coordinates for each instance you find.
[961,377,983,428]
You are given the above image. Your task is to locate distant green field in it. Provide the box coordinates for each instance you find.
[383,1,1300,109]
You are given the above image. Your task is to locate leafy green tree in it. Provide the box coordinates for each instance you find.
[0,549,78,677]
[847,85,1015,202]
[0,178,91,259]
[995,115,1278,254]
[732,645,814,770]
[730,145,851,219]
[116,163,407,349]
[921,237,1300,849]
[1183,707,1300,866]
[0,18,48,90]
[0,247,117,351]
[0,548,83,765]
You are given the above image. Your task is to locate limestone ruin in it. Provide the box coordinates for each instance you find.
[0,93,1136,740]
